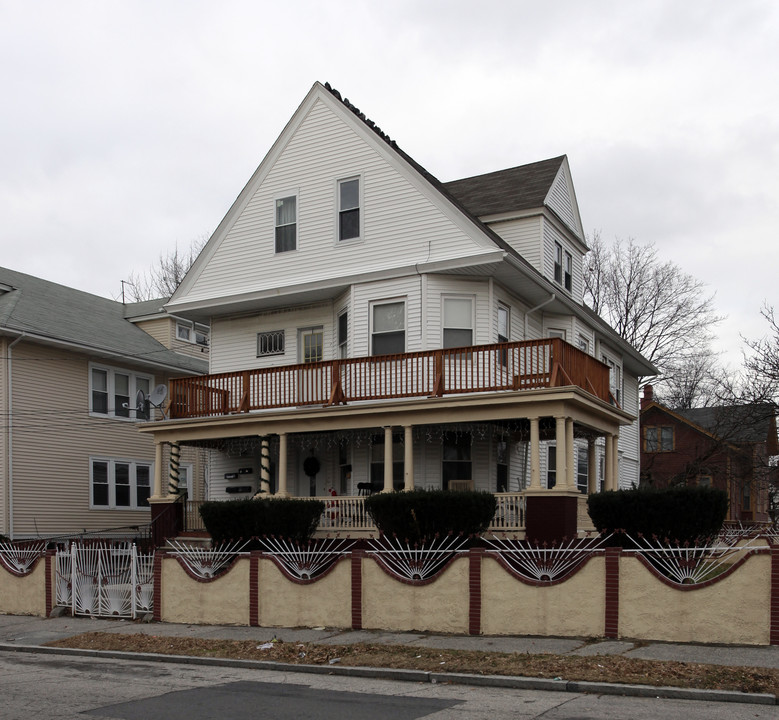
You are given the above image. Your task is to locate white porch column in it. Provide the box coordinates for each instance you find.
[612,433,620,490]
[403,425,414,491]
[529,417,541,489]
[604,434,614,491]
[587,438,598,494]
[383,426,394,492]
[151,441,164,499]
[565,419,575,490]
[276,433,290,497]
[554,416,566,491]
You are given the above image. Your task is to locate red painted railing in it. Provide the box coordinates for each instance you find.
[168,339,613,419]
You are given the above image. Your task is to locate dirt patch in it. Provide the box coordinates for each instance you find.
[46,631,778,696]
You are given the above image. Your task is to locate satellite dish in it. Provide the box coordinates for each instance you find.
[149,384,168,406]
[135,389,147,412]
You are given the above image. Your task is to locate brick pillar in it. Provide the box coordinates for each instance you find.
[604,547,621,639]
[469,548,484,636]
[250,552,260,627]
[153,552,163,622]
[771,545,779,646]
[351,549,363,630]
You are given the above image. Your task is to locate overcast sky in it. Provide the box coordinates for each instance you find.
[2,0,777,369]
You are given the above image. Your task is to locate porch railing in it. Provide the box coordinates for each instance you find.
[185,493,527,535]
[168,339,613,419]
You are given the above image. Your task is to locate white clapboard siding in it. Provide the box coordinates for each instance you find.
[487,216,543,273]
[542,220,583,304]
[545,161,583,240]
[178,93,497,306]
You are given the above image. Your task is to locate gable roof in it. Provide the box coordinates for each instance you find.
[0,266,206,375]
[443,157,566,218]
[678,405,778,446]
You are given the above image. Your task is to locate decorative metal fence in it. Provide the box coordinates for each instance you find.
[55,543,155,619]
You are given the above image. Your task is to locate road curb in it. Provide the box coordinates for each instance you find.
[1,642,776,706]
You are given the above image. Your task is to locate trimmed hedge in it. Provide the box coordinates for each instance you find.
[199,497,325,547]
[587,486,728,545]
[364,489,497,543]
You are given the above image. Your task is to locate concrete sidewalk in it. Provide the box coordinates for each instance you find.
[0,613,777,706]
[1,613,777,669]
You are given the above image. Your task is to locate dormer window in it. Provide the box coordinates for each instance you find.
[554,243,563,284]
[338,178,360,241]
[564,251,572,292]
[275,195,297,253]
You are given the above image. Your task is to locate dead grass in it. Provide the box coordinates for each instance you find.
[46,631,778,696]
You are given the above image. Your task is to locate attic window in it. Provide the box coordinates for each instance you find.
[275,195,297,253]
[338,178,360,241]
[554,243,563,284]
[564,251,572,292]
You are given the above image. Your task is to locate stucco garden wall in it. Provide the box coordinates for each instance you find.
[0,558,46,616]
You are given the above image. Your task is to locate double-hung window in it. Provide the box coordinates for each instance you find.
[90,365,152,420]
[644,426,674,452]
[554,242,563,284]
[564,251,572,292]
[275,195,297,253]
[338,178,360,241]
[371,301,405,355]
[91,458,153,509]
[602,355,621,405]
[443,297,473,349]
[338,311,348,359]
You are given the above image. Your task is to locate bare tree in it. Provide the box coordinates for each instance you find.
[121,236,208,302]
[584,233,724,399]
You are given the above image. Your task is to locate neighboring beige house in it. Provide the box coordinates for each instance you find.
[140,80,655,532]
[0,267,208,541]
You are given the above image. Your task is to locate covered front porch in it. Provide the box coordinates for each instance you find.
[142,344,633,542]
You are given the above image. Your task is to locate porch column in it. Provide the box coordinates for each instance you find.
[152,441,164,499]
[554,416,566,491]
[403,425,414,491]
[383,426,394,493]
[587,438,598,494]
[167,441,181,497]
[529,417,541,489]
[260,436,271,494]
[565,419,575,490]
[275,433,290,497]
[604,434,614,491]
[612,433,620,491]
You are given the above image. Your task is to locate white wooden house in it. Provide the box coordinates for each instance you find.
[140,82,655,533]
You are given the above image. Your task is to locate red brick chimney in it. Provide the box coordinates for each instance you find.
[641,384,654,410]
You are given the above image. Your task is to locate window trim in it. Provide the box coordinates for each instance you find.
[90,457,154,510]
[554,242,563,284]
[177,321,209,346]
[370,299,406,356]
[274,192,298,254]
[89,363,154,421]
[564,251,572,292]
[337,176,362,243]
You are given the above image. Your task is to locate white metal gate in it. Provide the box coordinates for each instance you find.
[55,543,154,618]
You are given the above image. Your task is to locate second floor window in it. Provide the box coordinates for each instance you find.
[554,242,563,284]
[338,311,348,359]
[372,301,405,355]
[275,195,297,253]
[443,297,473,348]
[564,251,572,292]
[338,178,360,241]
[257,330,285,356]
[90,365,152,420]
[644,425,674,452]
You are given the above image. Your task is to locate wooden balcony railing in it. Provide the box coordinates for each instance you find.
[169,339,613,420]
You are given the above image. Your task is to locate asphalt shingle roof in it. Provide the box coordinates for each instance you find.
[0,266,206,374]
[442,157,566,218]
[677,404,777,444]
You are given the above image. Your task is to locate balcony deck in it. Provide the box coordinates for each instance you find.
[169,339,614,420]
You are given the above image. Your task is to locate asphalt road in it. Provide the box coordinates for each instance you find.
[1,650,775,720]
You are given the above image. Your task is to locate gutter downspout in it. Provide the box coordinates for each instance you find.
[6,332,25,540]
[524,293,556,339]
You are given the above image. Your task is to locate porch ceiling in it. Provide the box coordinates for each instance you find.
[140,386,633,445]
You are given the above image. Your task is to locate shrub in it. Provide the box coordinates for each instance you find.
[364,489,497,544]
[587,486,728,545]
[199,497,325,547]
